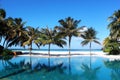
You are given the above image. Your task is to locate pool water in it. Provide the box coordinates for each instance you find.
[0,56,120,80]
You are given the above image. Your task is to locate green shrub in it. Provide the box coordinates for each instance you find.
[2,49,13,60]
[103,47,111,52]
[109,49,120,55]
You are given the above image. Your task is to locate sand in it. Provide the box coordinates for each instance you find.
[18,51,120,60]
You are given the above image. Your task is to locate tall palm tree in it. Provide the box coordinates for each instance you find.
[108,10,120,40]
[7,18,27,47]
[2,17,14,47]
[81,27,100,67]
[22,26,40,55]
[55,17,83,55]
[1,17,27,48]
[39,27,66,56]
[81,27,100,54]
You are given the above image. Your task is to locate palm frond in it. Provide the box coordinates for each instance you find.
[81,40,89,46]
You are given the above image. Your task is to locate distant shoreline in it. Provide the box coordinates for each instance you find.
[10,49,102,51]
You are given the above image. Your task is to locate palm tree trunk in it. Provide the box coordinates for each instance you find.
[48,44,50,56]
[48,44,51,67]
[29,44,32,55]
[69,36,71,56]
[29,43,32,69]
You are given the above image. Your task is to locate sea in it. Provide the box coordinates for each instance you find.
[10,49,102,53]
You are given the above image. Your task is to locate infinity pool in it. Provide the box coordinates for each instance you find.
[0,56,120,80]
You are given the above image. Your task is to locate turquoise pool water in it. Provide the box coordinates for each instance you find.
[0,56,120,80]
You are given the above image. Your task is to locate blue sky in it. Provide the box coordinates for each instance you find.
[0,0,120,49]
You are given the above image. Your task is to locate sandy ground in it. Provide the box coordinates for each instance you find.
[18,51,120,60]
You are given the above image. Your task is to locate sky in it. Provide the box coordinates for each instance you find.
[0,0,120,49]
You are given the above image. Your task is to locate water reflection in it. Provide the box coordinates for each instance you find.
[0,60,30,79]
[68,57,71,74]
[80,63,101,80]
[104,60,120,80]
[0,58,66,80]
[0,56,120,80]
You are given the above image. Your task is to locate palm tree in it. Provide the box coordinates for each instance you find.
[0,9,27,48]
[22,26,40,55]
[81,27,100,67]
[3,18,27,48]
[108,10,120,40]
[81,27,100,54]
[55,17,83,55]
[39,27,66,56]
[0,9,6,42]
[0,8,6,20]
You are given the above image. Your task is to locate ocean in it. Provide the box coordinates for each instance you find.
[10,49,102,54]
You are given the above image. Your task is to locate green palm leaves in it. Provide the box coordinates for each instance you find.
[22,26,40,54]
[0,9,6,19]
[0,9,6,42]
[108,10,120,40]
[6,18,27,47]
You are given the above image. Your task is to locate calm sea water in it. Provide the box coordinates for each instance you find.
[0,56,120,80]
[10,49,102,51]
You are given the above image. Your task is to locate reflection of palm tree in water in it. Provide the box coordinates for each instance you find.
[48,57,50,67]
[29,55,32,69]
[80,55,100,80]
[0,59,66,79]
[80,63,100,80]
[104,60,120,80]
[68,57,71,74]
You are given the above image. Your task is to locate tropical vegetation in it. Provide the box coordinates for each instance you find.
[103,10,120,55]
[0,8,120,56]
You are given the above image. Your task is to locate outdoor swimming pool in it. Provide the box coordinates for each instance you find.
[0,56,120,80]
